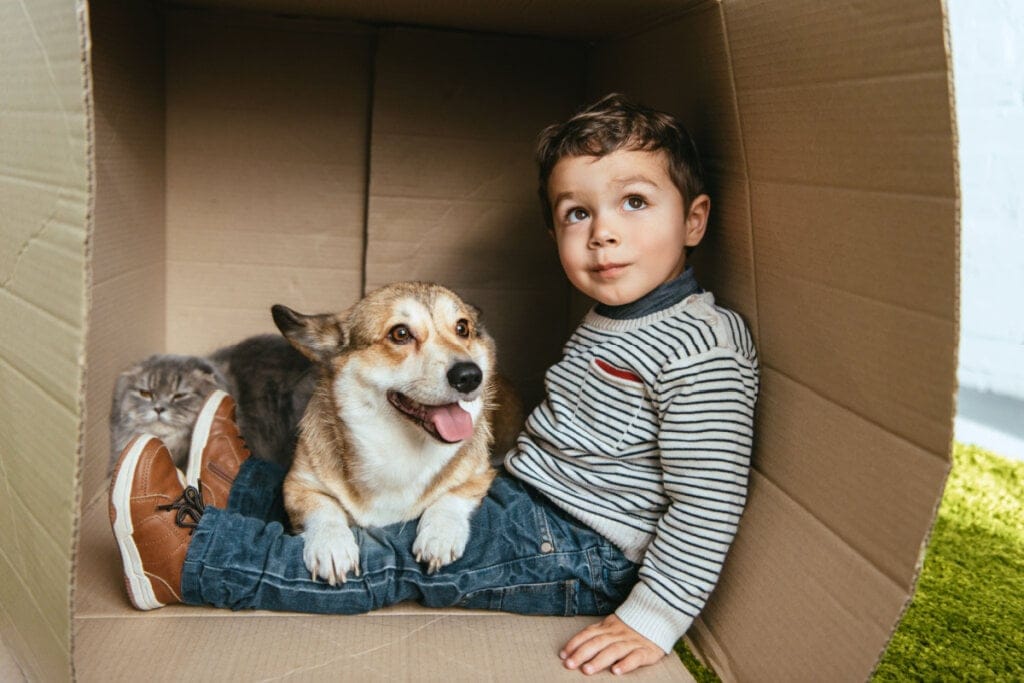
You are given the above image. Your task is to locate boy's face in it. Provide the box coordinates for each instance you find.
[547,149,707,307]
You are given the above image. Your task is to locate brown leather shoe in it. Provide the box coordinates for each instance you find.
[184,390,251,509]
[109,434,203,610]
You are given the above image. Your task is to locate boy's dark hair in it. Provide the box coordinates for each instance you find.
[535,93,707,230]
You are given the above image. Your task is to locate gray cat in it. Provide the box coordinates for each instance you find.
[109,334,314,473]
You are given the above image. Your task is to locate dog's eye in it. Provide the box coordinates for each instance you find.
[455,319,471,338]
[388,324,413,344]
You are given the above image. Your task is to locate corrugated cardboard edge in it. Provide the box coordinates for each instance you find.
[863,0,961,674]
[681,1,961,679]
[69,0,96,681]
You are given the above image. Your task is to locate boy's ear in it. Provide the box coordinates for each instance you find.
[271,304,346,363]
[684,193,711,247]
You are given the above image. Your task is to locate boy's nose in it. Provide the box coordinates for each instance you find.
[588,219,619,248]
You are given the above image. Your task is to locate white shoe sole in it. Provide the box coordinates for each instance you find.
[110,434,164,611]
[185,389,230,489]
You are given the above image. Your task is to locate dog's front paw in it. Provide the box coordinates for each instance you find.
[302,521,360,585]
[413,503,472,574]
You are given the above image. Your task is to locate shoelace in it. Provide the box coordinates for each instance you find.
[157,484,206,534]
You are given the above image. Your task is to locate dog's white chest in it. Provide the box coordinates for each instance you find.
[343,409,461,527]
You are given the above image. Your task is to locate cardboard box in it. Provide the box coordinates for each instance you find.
[0,0,958,679]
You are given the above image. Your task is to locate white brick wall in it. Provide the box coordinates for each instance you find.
[948,0,1024,399]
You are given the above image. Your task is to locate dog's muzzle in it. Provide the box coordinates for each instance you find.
[387,391,475,444]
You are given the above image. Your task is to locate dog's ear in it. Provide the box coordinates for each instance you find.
[465,302,490,338]
[271,304,346,363]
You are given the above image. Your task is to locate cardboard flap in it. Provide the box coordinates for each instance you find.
[688,471,912,680]
[0,0,91,679]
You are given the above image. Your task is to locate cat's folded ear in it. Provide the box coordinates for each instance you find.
[271,304,346,364]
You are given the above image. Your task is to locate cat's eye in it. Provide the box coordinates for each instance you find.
[138,389,152,400]
[172,393,188,401]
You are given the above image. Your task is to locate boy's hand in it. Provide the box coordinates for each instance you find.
[560,614,664,675]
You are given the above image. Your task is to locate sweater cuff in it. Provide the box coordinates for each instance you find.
[614,582,695,654]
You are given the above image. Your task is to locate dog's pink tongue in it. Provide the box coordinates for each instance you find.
[427,403,473,442]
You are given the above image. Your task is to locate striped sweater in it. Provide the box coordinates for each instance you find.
[505,291,759,652]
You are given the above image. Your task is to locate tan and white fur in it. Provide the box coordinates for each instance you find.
[272,282,513,585]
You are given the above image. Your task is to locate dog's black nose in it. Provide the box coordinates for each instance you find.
[447,362,482,394]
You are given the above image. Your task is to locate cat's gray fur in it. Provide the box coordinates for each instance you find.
[109,334,314,473]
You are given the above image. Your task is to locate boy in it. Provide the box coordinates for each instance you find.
[109,93,758,676]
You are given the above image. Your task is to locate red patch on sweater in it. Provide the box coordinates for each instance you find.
[594,359,641,384]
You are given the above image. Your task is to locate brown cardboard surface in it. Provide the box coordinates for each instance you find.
[752,183,957,320]
[757,269,956,455]
[179,0,701,40]
[725,0,954,194]
[74,614,695,682]
[689,471,913,681]
[0,369,78,681]
[756,369,951,584]
[0,0,90,678]
[0,0,960,680]
[164,11,372,354]
[82,0,167,512]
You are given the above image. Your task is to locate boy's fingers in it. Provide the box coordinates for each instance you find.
[560,622,605,659]
[564,634,631,672]
[609,647,664,676]
[576,642,636,675]
[562,634,611,669]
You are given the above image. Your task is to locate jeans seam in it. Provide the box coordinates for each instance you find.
[585,546,607,613]
[533,504,554,551]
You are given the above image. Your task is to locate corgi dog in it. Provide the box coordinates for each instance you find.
[272,282,516,584]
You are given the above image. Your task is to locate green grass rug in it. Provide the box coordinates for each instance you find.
[873,443,1024,680]
[677,442,1024,681]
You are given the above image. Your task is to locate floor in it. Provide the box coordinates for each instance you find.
[954,388,1024,462]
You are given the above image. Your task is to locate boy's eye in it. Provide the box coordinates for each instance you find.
[565,207,589,224]
[623,195,647,211]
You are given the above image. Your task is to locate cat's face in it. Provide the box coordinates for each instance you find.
[115,356,223,438]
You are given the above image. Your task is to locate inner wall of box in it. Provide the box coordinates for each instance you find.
[82,2,959,680]
[83,6,733,505]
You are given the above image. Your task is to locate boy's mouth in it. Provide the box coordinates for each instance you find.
[592,262,629,278]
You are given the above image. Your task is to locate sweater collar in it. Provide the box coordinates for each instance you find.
[593,266,701,320]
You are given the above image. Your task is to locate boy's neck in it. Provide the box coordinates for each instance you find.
[594,266,701,320]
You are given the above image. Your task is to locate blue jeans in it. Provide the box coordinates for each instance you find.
[180,459,639,615]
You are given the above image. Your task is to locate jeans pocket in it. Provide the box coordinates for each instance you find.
[459,580,579,616]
